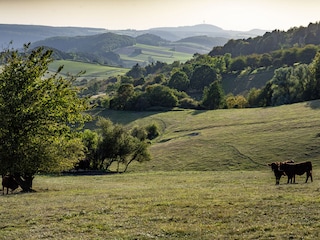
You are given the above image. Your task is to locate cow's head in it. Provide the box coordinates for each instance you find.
[268,162,285,185]
[268,162,280,172]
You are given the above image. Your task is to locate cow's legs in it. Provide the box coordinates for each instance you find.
[306,171,313,183]
[276,177,280,185]
[287,175,294,184]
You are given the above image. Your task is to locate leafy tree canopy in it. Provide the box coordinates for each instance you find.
[0,44,89,191]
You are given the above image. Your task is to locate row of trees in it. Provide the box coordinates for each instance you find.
[0,45,152,192]
[96,44,320,111]
[228,45,319,71]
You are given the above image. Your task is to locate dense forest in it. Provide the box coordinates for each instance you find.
[88,22,320,111]
[209,22,320,57]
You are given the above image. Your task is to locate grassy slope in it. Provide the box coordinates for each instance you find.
[48,60,128,80]
[87,100,320,172]
[117,43,193,65]
[222,67,275,95]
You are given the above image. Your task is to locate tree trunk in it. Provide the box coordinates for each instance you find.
[123,159,133,173]
[14,174,34,192]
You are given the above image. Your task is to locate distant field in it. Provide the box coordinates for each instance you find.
[116,43,193,66]
[48,60,129,81]
[1,171,319,239]
[86,100,320,172]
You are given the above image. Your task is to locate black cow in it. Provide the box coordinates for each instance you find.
[279,161,313,184]
[2,175,19,195]
[268,160,294,185]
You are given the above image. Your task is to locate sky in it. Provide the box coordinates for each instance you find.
[1,0,320,31]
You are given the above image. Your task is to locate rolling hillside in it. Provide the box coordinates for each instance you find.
[1,23,266,68]
[86,100,320,172]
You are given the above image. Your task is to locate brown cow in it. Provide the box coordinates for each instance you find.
[279,161,313,184]
[268,160,294,185]
[2,175,19,195]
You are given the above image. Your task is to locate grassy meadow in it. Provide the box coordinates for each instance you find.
[117,43,193,66]
[1,172,319,239]
[48,60,129,81]
[2,100,320,239]
[88,100,320,172]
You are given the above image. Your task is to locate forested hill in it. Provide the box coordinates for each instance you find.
[209,22,320,57]
[31,32,136,53]
[176,36,227,49]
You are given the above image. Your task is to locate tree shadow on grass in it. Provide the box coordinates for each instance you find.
[305,99,320,110]
[84,108,162,129]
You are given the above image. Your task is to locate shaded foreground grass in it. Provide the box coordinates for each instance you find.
[1,171,320,239]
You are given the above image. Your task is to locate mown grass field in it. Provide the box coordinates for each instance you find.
[1,171,319,239]
[2,101,320,239]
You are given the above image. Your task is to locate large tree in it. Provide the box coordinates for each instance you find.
[0,45,88,192]
[202,80,225,110]
[168,70,189,92]
[190,65,218,91]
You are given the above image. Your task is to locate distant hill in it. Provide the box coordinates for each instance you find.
[135,33,169,46]
[112,24,267,41]
[174,35,228,53]
[30,32,228,66]
[31,32,136,53]
[0,24,106,49]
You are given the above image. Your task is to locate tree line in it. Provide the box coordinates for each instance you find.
[90,42,320,111]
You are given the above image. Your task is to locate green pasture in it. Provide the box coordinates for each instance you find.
[1,171,319,239]
[119,44,193,65]
[48,60,128,81]
[87,100,320,172]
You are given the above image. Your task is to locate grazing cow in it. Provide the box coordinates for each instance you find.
[279,161,313,184]
[268,160,294,185]
[2,175,19,195]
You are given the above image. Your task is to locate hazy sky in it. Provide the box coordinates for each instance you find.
[1,0,320,31]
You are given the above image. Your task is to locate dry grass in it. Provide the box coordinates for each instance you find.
[1,171,320,239]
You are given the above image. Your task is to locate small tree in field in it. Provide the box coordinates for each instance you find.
[0,45,88,192]
[95,118,151,173]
